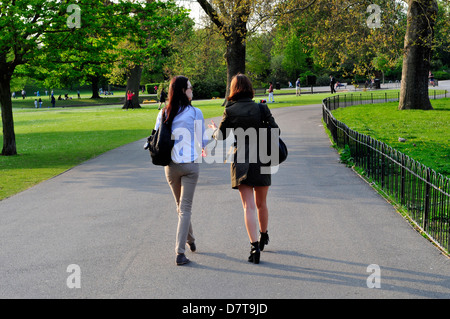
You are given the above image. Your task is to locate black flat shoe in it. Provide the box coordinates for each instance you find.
[259,231,269,251]
[187,242,196,252]
[176,254,190,266]
[248,242,260,264]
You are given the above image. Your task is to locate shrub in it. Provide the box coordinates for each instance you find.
[145,83,160,94]
[192,79,226,100]
[433,70,450,80]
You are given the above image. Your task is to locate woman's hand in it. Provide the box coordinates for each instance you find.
[208,120,217,130]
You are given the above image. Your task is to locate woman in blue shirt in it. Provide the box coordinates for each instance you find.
[154,76,207,266]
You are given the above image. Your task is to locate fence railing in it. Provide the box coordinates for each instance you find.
[322,91,450,253]
[324,90,448,110]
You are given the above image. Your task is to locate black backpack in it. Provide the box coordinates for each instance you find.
[144,112,174,166]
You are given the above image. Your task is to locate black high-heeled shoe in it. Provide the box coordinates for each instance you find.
[248,241,260,264]
[259,231,269,251]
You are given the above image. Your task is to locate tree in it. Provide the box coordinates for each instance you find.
[38,0,185,104]
[165,21,227,93]
[1,1,134,155]
[281,0,444,110]
[431,1,450,71]
[196,0,250,100]
[109,0,189,109]
[0,1,186,155]
[304,0,406,81]
[398,0,439,110]
[0,1,69,155]
[35,31,117,99]
[196,0,318,100]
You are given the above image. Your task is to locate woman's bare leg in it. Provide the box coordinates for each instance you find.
[254,186,269,233]
[238,184,258,243]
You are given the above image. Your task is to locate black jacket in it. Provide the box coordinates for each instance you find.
[216,98,279,188]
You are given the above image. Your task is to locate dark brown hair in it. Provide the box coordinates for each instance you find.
[227,73,254,102]
[164,76,191,123]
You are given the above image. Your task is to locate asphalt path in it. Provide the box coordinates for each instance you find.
[0,103,449,300]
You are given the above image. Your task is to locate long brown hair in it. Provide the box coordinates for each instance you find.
[227,73,254,101]
[164,76,191,123]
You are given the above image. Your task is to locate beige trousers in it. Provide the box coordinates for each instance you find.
[165,162,199,254]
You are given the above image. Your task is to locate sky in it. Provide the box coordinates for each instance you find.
[176,0,204,23]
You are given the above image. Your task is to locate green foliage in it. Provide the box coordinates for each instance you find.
[339,145,355,167]
[433,70,450,80]
[5,0,189,94]
[280,34,309,78]
[192,79,226,100]
[246,32,273,86]
[146,83,162,94]
[165,25,226,85]
[432,1,450,70]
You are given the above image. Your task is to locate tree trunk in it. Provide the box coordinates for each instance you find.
[90,75,101,99]
[0,71,17,156]
[222,16,248,106]
[196,0,249,106]
[122,65,142,109]
[224,32,247,102]
[398,0,438,110]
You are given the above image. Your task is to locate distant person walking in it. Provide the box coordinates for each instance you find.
[330,75,336,94]
[210,73,280,264]
[429,71,435,87]
[51,95,56,108]
[126,90,135,110]
[268,82,274,103]
[295,78,301,96]
[154,76,207,266]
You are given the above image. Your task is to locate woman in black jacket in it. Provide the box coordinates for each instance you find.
[211,74,279,264]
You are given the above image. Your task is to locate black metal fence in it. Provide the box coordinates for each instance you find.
[322,91,450,253]
[324,90,448,110]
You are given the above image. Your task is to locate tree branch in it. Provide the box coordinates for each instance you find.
[273,0,318,17]
[196,0,224,30]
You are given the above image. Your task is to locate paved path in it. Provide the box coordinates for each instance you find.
[0,103,449,300]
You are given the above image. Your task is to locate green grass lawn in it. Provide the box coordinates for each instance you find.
[332,98,450,177]
[1,106,154,200]
[1,90,448,200]
[11,90,160,109]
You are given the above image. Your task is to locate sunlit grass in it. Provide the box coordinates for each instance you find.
[332,98,450,176]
